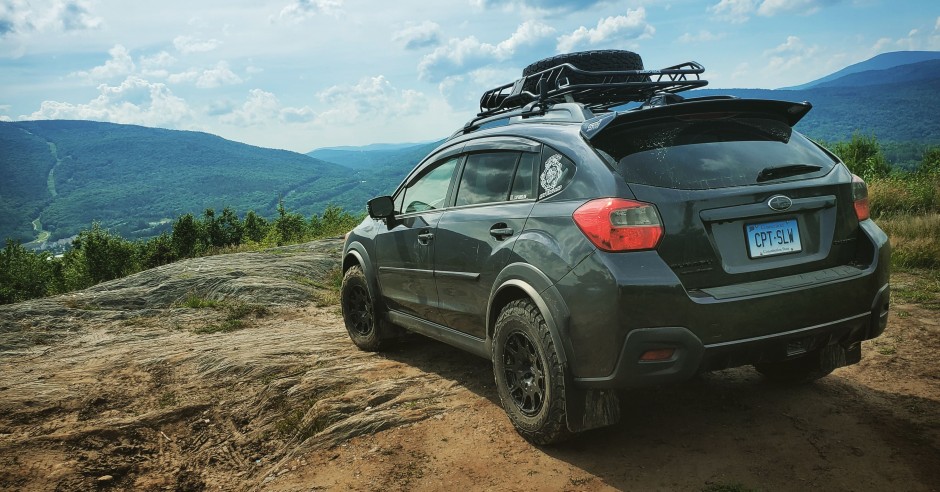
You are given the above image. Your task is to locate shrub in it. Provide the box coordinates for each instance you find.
[831,133,891,179]
[0,240,55,303]
[73,223,137,284]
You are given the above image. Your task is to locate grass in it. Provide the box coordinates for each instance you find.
[292,267,344,307]
[180,293,221,309]
[875,213,940,269]
[891,268,940,309]
[180,293,272,333]
[869,175,939,217]
[273,387,347,440]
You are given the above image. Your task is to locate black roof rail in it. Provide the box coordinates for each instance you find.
[475,61,707,121]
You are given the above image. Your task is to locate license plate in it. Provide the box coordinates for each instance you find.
[746,219,801,258]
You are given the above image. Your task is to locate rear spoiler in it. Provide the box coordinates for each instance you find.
[581,98,812,141]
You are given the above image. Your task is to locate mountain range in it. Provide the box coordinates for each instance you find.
[2,50,938,247]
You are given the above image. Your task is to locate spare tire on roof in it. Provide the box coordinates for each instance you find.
[522,49,644,76]
[521,50,647,99]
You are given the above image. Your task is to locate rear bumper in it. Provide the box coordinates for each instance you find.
[573,280,890,389]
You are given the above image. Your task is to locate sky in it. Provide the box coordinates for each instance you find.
[0,0,938,153]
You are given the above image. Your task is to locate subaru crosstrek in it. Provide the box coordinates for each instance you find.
[339,50,891,444]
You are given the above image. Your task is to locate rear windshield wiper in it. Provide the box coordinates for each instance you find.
[756,164,823,183]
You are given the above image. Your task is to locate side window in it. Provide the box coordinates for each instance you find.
[455,152,519,207]
[510,152,537,201]
[538,148,575,200]
[401,157,458,214]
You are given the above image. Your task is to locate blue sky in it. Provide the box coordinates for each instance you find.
[0,0,937,152]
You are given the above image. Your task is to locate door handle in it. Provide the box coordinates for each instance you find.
[417,231,434,244]
[489,226,514,239]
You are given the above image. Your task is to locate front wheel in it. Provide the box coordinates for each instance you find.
[492,299,570,445]
[340,265,387,351]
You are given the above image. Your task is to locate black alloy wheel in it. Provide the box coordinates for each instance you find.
[503,331,546,416]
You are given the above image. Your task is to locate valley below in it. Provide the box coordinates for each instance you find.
[1,239,938,491]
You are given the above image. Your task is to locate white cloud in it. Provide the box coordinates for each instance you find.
[274,0,343,23]
[195,61,243,88]
[317,75,425,123]
[71,44,135,81]
[709,0,842,22]
[761,36,819,76]
[557,9,654,52]
[139,51,177,78]
[24,76,194,127]
[393,21,442,50]
[470,0,606,13]
[166,62,243,88]
[0,0,102,37]
[418,20,555,82]
[757,0,842,17]
[870,25,940,53]
[218,76,424,129]
[677,30,725,44]
[173,35,222,54]
[708,0,757,23]
[438,66,517,111]
[219,89,283,126]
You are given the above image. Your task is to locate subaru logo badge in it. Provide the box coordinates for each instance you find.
[767,195,793,211]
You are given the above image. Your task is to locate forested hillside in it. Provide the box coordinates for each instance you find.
[0,121,373,244]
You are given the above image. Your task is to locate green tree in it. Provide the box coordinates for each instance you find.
[218,207,244,246]
[243,210,268,243]
[72,223,137,284]
[831,133,891,179]
[272,201,307,245]
[137,232,176,269]
[920,146,940,176]
[202,208,224,248]
[172,213,199,258]
[0,240,55,304]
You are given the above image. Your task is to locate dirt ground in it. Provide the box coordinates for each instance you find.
[1,243,938,491]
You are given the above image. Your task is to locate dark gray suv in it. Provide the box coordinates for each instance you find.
[340,50,891,444]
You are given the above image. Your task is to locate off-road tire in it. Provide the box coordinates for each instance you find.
[341,265,386,352]
[521,49,646,102]
[754,347,837,384]
[492,299,571,445]
[522,49,644,77]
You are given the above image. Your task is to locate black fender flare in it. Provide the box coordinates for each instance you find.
[343,242,386,313]
[488,263,617,432]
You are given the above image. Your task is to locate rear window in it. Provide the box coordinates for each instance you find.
[592,117,836,190]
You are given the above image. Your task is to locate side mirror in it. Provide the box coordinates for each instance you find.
[367,196,395,219]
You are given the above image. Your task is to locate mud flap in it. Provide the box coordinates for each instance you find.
[564,378,621,433]
[819,344,848,373]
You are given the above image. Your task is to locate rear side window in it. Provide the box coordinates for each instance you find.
[592,117,836,190]
[456,152,526,206]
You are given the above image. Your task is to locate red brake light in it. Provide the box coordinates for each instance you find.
[572,198,663,252]
[851,174,870,221]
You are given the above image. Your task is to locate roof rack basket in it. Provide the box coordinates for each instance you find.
[476,61,708,119]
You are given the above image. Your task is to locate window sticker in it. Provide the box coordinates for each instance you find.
[539,153,567,199]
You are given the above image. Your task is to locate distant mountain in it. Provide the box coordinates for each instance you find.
[782,50,940,90]
[690,71,940,143]
[307,140,445,199]
[312,141,437,153]
[811,59,940,88]
[0,121,373,245]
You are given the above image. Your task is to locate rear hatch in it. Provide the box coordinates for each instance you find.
[587,99,863,292]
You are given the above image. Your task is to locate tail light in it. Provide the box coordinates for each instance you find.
[851,174,870,221]
[573,198,663,252]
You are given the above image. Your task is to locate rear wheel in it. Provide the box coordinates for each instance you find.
[754,347,837,384]
[493,299,570,445]
[340,265,386,351]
